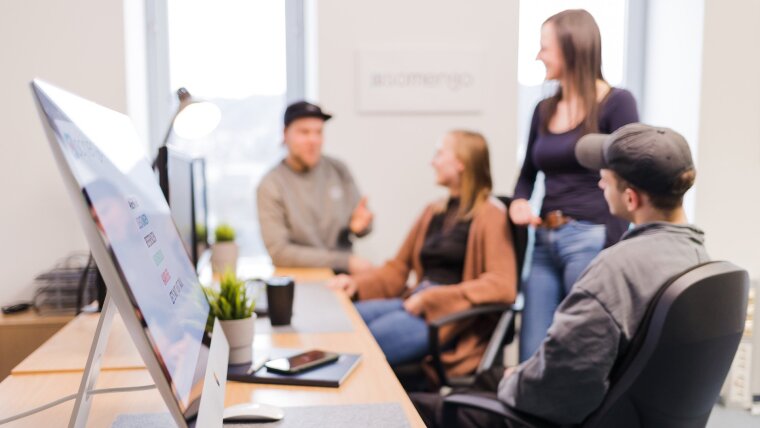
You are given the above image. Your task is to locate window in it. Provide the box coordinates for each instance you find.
[160,0,303,259]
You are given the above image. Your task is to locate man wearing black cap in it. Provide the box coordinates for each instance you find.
[411,124,709,427]
[257,101,374,273]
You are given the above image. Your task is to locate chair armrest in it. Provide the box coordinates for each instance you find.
[427,304,513,386]
[442,394,558,428]
[429,304,512,328]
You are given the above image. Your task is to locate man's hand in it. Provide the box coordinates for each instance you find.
[350,197,373,235]
[403,293,425,316]
[348,255,373,274]
[508,199,541,226]
[327,274,358,298]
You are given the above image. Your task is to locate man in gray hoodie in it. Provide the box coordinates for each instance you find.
[257,101,374,273]
[412,123,707,427]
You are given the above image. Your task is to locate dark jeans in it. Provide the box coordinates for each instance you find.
[410,367,517,428]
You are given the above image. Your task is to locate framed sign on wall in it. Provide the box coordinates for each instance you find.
[356,48,485,114]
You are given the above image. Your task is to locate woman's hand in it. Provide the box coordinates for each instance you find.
[403,293,425,316]
[327,274,358,298]
[348,255,374,274]
[508,199,541,226]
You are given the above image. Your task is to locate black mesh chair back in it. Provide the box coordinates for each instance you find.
[496,196,528,284]
[442,261,749,427]
[467,196,528,376]
[584,260,749,428]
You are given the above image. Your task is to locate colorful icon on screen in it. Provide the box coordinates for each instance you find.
[153,250,164,266]
[136,214,149,229]
[144,232,157,248]
[127,197,139,210]
[169,278,185,304]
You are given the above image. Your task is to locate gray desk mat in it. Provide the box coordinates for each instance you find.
[255,282,353,334]
[111,403,409,428]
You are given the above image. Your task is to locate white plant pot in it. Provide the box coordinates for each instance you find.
[211,242,238,275]
[219,314,256,365]
[196,242,208,261]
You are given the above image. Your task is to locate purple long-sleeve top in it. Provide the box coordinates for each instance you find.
[514,88,639,247]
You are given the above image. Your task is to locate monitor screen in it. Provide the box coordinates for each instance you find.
[192,159,208,252]
[168,149,197,264]
[32,80,212,417]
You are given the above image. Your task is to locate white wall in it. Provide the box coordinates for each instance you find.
[315,0,520,263]
[640,0,705,219]
[695,0,760,278]
[0,1,127,305]
[641,0,704,147]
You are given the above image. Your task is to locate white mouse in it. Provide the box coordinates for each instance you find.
[222,402,284,422]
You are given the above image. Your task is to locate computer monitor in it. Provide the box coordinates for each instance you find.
[167,149,208,267]
[193,157,209,256]
[31,79,229,427]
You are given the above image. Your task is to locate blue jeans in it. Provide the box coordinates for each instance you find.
[519,221,606,362]
[355,298,429,366]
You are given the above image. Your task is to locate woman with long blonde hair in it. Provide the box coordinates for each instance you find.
[329,130,517,379]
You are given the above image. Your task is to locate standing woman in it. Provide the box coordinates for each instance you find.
[511,9,639,362]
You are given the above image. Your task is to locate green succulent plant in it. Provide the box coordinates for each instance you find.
[203,271,255,322]
[195,224,208,243]
[214,223,236,243]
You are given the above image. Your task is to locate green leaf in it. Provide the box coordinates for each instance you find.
[215,223,236,242]
[204,273,254,320]
[220,297,232,320]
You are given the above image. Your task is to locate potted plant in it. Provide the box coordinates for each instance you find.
[211,223,238,275]
[195,223,208,260]
[204,271,256,364]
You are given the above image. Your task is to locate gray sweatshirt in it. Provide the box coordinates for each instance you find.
[256,155,364,271]
[498,222,709,425]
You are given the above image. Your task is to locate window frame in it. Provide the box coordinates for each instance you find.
[144,0,307,153]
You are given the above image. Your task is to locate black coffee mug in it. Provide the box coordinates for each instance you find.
[266,276,295,326]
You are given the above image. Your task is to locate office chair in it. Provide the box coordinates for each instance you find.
[394,196,528,389]
[441,260,750,428]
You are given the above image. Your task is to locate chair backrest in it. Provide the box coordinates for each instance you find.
[496,196,528,286]
[583,261,750,428]
[472,196,528,375]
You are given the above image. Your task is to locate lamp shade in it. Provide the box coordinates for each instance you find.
[172,100,221,140]
[155,87,220,204]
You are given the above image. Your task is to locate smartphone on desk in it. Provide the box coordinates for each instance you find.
[264,350,340,374]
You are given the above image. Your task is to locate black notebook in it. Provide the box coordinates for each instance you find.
[227,348,362,388]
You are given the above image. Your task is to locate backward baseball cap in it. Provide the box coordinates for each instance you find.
[575,123,695,196]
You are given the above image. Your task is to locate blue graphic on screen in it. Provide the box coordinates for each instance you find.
[34,83,209,410]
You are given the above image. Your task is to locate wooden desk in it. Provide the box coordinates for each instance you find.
[11,267,339,375]
[0,268,425,426]
[0,370,161,428]
[10,310,140,375]
[0,311,73,379]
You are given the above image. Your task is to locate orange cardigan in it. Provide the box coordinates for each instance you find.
[354,197,517,378]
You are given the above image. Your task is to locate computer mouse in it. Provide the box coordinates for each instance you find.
[222,402,284,422]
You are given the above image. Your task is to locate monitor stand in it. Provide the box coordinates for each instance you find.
[65,294,234,428]
[69,294,117,428]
